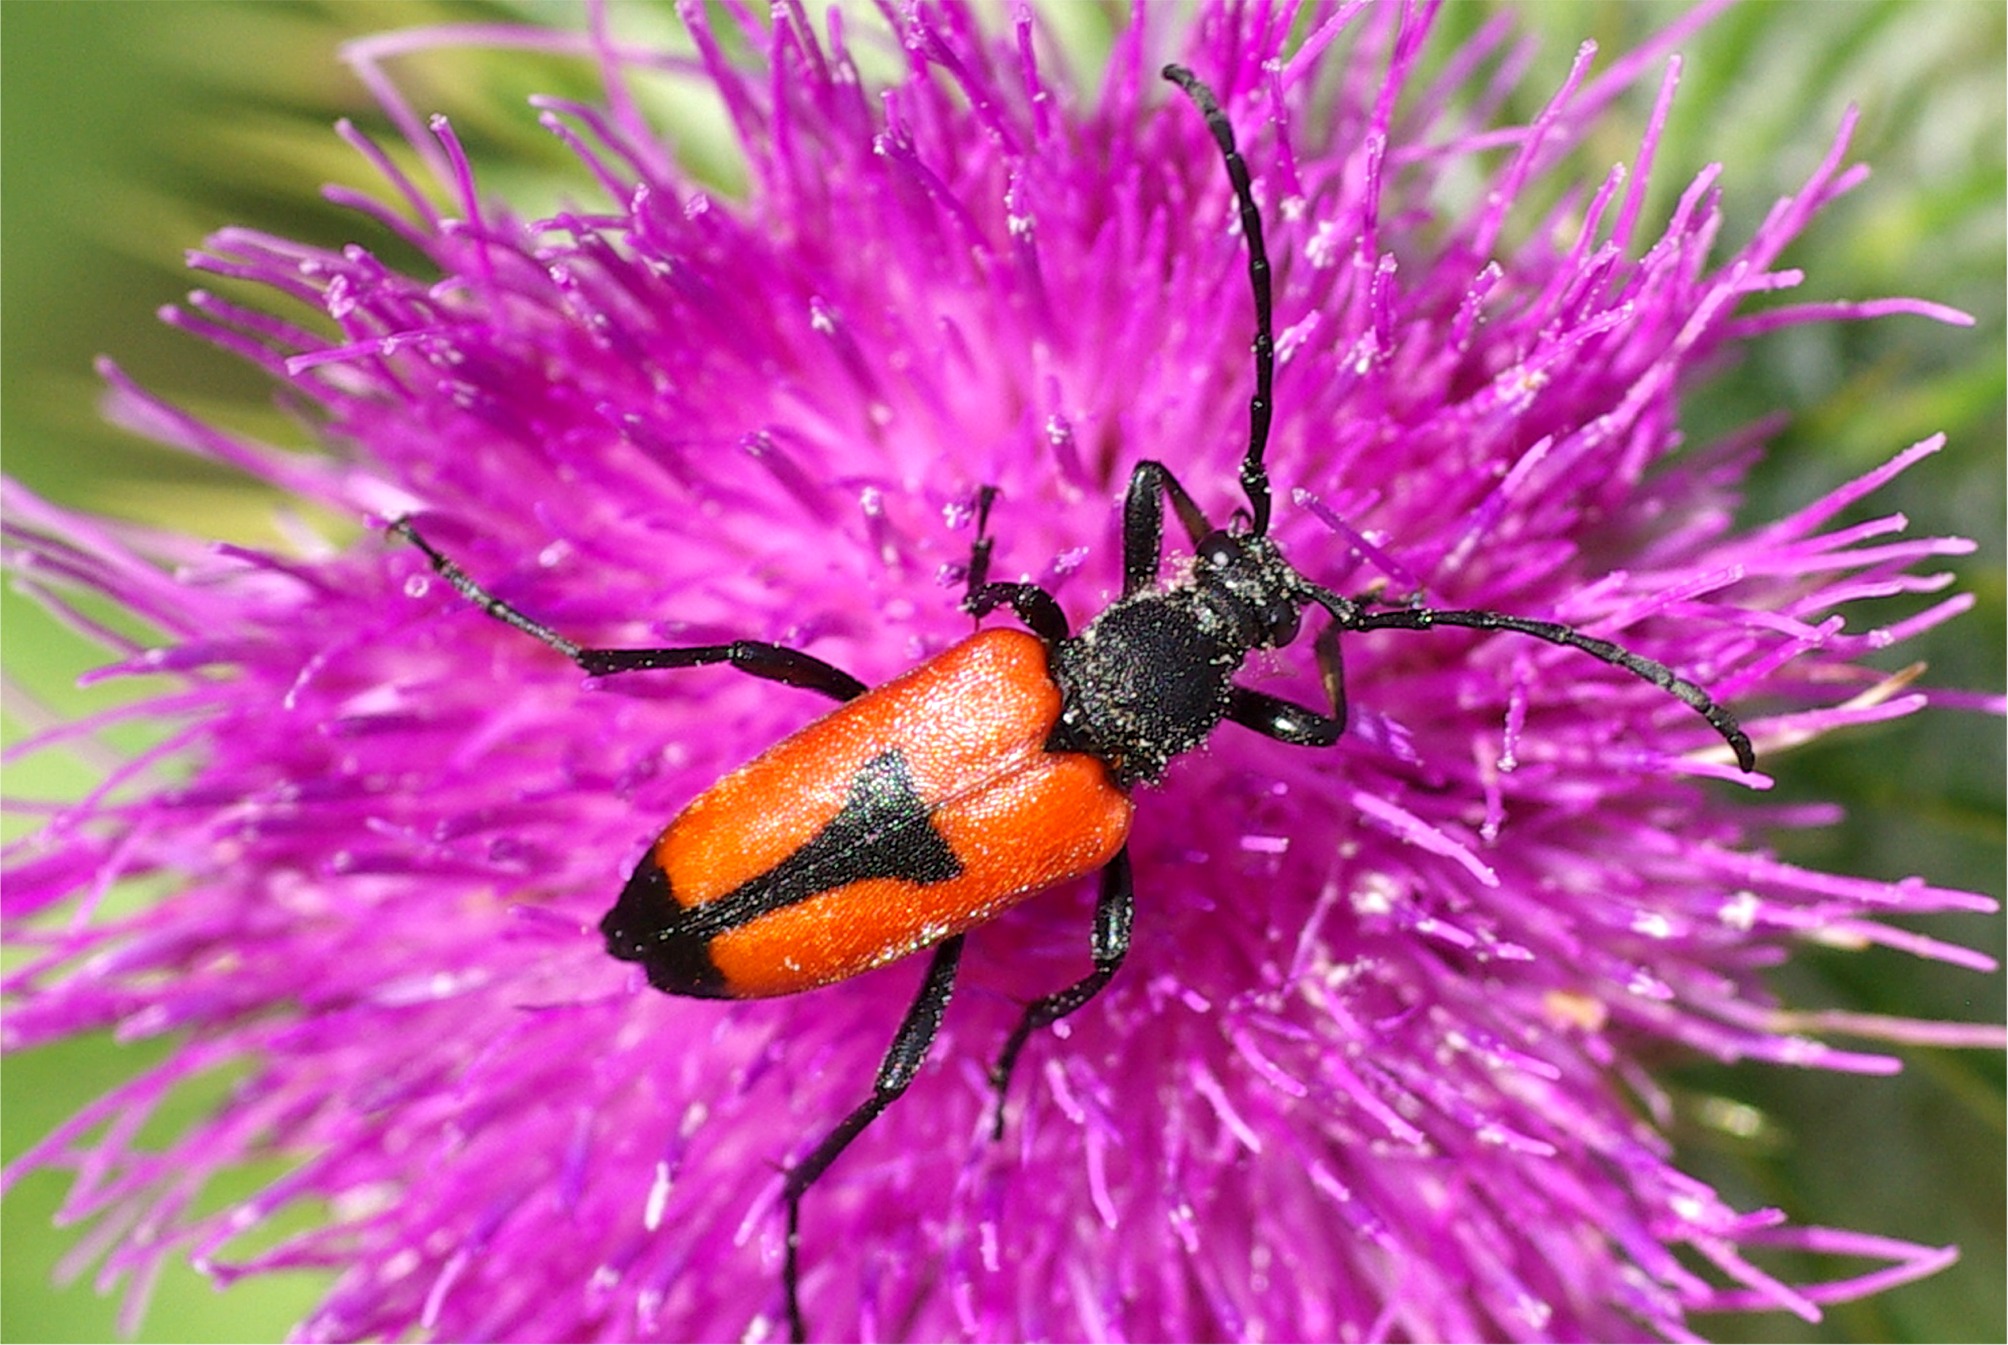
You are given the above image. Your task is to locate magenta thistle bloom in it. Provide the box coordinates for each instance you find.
[4,2,2000,1341]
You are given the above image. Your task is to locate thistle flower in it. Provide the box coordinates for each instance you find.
[4,2,2001,1342]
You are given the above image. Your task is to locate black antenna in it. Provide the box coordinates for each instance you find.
[1160,67,1754,775]
[1322,596,1757,772]
[1163,64,1276,537]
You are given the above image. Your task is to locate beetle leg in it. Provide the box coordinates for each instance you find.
[390,518,867,702]
[986,847,1134,1140]
[1121,460,1212,596]
[568,641,865,701]
[965,582,1070,644]
[782,934,964,1343]
[961,484,1002,597]
[1227,618,1347,745]
[1225,686,1342,746]
[958,487,1072,644]
[1228,618,1349,745]
[1313,617,1349,730]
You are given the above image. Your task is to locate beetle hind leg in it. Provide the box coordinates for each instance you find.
[781,935,965,1343]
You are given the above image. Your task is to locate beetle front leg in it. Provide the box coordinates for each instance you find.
[1312,618,1348,732]
[1225,686,1342,746]
[1122,461,1212,596]
[1226,621,1347,745]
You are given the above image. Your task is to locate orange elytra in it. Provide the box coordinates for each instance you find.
[624,628,1132,1000]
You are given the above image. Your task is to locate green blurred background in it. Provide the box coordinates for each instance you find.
[3,2,2000,1341]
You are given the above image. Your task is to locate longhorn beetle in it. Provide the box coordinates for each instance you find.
[391,64,1756,1342]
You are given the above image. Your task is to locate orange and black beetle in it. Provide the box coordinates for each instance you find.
[393,65,1754,1342]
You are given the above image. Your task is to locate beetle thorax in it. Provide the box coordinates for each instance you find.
[1048,530,1308,786]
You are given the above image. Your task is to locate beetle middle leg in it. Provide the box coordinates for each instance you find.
[390,517,867,702]
[986,847,1135,1139]
[959,485,1072,643]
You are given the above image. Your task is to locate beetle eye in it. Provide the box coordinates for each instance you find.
[1200,533,1238,570]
